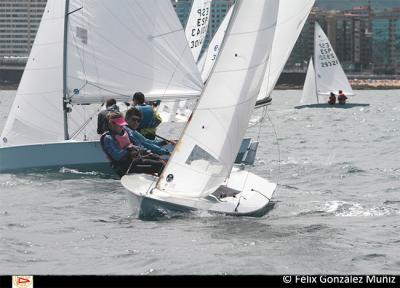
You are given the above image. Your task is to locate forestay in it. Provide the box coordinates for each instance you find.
[300,57,318,105]
[156,0,279,198]
[314,22,354,96]
[258,0,315,102]
[185,0,212,63]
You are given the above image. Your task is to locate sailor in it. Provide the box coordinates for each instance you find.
[337,90,347,105]
[124,107,173,156]
[100,112,165,178]
[97,98,119,135]
[132,92,162,140]
[328,92,336,105]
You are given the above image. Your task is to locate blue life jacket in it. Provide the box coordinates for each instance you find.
[136,104,155,129]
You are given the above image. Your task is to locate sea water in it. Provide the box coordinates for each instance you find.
[0,90,399,274]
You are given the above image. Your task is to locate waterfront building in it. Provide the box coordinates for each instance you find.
[287,5,400,74]
[0,0,46,58]
[1,0,399,75]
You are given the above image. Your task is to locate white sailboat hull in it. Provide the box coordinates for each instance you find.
[0,141,112,174]
[121,170,276,219]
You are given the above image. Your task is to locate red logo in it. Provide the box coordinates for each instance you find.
[12,276,33,288]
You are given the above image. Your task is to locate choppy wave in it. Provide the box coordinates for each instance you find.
[59,167,102,176]
[319,200,399,217]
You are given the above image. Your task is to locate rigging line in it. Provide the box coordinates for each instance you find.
[66,6,83,16]
[85,82,130,98]
[256,106,267,143]
[161,40,191,101]
[239,106,267,193]
[265,108,281,196]
[69,103,103,139]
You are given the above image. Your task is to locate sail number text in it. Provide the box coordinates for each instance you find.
[190,7,210,49]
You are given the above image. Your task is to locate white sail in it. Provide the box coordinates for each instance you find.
[156,0,279,198]
[258,0,315,102]
[1,0,66,147]
[197,5,234,83]
[185,0,212,63]
[67,0,203,105]
[1,0,204,147]
[314,22,354,96]
[300,57,318,105]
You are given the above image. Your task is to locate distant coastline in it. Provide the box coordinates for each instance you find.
[1,80,400,91]
[275,78,400,90]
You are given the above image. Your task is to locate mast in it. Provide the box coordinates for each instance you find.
[62,0,70,140]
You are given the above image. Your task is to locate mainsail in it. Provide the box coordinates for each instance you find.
[67,0,203,104]
[185,0,212,63]
[197,5,234,83]
[197,0,314,99]
[258,0,315,102]
[156,0,279,198]
[1,0,203,147]
[314,22,354,96]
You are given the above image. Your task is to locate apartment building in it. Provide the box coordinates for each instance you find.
[0,0,46,57]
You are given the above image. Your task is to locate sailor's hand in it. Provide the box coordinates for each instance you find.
[128,149,139,158]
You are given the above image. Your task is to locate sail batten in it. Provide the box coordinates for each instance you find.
[156,0,280,198]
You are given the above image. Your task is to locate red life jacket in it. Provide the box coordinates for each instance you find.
[114,131,132,149]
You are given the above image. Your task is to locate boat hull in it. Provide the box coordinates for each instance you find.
[122,171,277,219]
[295,103,369,109]
[0,141,113,174]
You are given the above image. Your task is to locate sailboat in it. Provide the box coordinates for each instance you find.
[158,0,212,123]
[0,0,204,173]
[121,0,281,218]
[296,22,368,109]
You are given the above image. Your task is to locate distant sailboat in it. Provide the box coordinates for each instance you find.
[0,0,203,173]
[296,22,368,109]
[121,0,281,218]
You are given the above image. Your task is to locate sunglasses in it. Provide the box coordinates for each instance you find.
[128,117,142,123]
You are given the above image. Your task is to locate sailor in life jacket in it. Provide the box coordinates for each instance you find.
[337,90,347,105]
[124,107,175,155]
[132,92,162,140]
[101,112,166,178]
[328,92,336,105]
[97,98,119,134]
